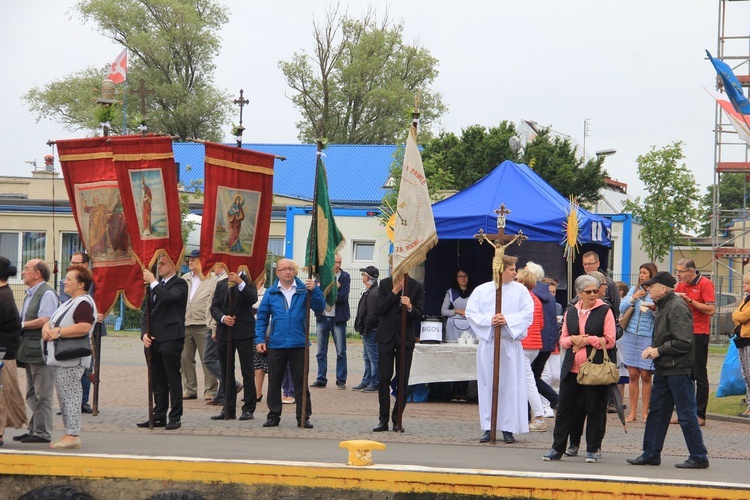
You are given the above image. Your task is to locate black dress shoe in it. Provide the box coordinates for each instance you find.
[310,380,326,388]
[502,431,515,443]
[136,419,166,428]
[165,420,181,430]
[627,455,661,466]
[262,418,280,427]
[210,412,236,420]
[372,422,388,432]
[13,433,30,442]
[239,411,254,421]
[21,435,51,443]
[81,403,93,414]
[298,419,313,429]
[675,459,709,469]
[479,430,490,443]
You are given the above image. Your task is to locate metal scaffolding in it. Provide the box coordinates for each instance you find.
[711,0,750,338]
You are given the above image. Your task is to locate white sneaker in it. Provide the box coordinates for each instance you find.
[543,406,555,418]
[528,419,547,432]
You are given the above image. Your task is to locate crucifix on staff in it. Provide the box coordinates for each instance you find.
[473,203,527,445]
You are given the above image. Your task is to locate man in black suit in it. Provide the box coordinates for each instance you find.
[210,271,258,421]
[373,262,425,433]
[137,255,188,430]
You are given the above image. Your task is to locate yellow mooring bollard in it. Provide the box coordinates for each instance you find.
[339,440,387,466]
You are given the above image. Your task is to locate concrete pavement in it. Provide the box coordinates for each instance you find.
[2,333,749,498]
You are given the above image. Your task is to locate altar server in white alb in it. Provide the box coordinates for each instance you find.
[466,255,534,444]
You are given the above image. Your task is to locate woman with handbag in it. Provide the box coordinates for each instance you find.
[41,265,97,450]
[731,272,750,418]
[544,275,616,463]
[619,263,658,423]
[0,256,28,445]
[441,269,475,402]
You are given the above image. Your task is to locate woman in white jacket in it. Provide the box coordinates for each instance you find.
[42,265,97,450]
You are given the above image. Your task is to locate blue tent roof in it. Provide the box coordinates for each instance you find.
[431,160,611,246]
[173,142,397,206]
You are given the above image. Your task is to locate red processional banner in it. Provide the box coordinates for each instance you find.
[201,142,275,283]
[57,137,145,314]
[109,135,184,270]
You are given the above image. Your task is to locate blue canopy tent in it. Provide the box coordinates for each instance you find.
[423,160,612,315]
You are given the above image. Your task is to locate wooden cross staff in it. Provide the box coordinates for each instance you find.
[474,203,526,444]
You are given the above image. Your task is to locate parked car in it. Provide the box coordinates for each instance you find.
[715,291,743,336]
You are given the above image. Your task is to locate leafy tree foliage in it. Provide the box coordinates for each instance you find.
[522,129,607,207]
[395,123,606,209]
[24,0,231,141]
[698,173,749,236]
[624,142,700,262]
[279,5,446,143]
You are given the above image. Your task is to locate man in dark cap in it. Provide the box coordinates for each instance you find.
[626,271,709,469]
[352,266,381,392]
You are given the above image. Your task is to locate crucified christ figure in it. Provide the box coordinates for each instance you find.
[479,231,525,288]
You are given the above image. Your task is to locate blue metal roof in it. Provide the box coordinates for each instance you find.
[174,143,399,207]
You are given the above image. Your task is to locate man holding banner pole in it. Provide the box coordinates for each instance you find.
[256,260,325,428]
[137,255,188,430]
[375,109,437,432]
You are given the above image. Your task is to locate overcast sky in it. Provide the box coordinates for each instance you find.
[2,1,748,200]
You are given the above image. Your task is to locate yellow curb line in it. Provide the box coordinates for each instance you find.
[0,451,748,499]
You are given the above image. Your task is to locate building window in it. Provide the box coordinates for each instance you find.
[0,233,19,267]
[0,231,47,268]
[61,232,84,266]
[352,241,374,262]
[267,237,285,258]
[22,232,46,264]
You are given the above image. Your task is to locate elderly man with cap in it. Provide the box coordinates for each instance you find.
[353,266,381,392]
[627,271,709,469]
[180,249,219,401]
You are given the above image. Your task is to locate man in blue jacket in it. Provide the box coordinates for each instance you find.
[256,259,326,428]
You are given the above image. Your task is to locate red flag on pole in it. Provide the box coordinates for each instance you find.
[57,137,144,314]
[110,135,184,270]
[107,48,127,84]
[201,142,275,282]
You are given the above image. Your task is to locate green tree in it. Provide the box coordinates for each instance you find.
[24,0,231,141]
[279,5,446,143]
[421,122,518,193]
[698,173,749,236]
[522,128,607,207]
[624,142,700,262]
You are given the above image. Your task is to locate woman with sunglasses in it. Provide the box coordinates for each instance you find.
[544,274,616,463]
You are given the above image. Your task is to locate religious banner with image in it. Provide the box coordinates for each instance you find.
[202,142,275,283]
[57,137,144,314]
[110,135,184,270]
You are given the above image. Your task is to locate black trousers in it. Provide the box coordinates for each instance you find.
[552,373,608,454]
[218,337,256,416]
[531,350,559,407]
[147,338,184,423]
[377,338,414,426]
[266,347,311,422]
[692,334,710,419]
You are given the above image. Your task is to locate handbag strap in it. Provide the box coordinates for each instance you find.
[587,343,611,363]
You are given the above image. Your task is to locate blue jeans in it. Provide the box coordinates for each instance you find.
[360,329,379,388]
[204,333,225,400]
[642,373,708,462]
[315,317,347,384]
